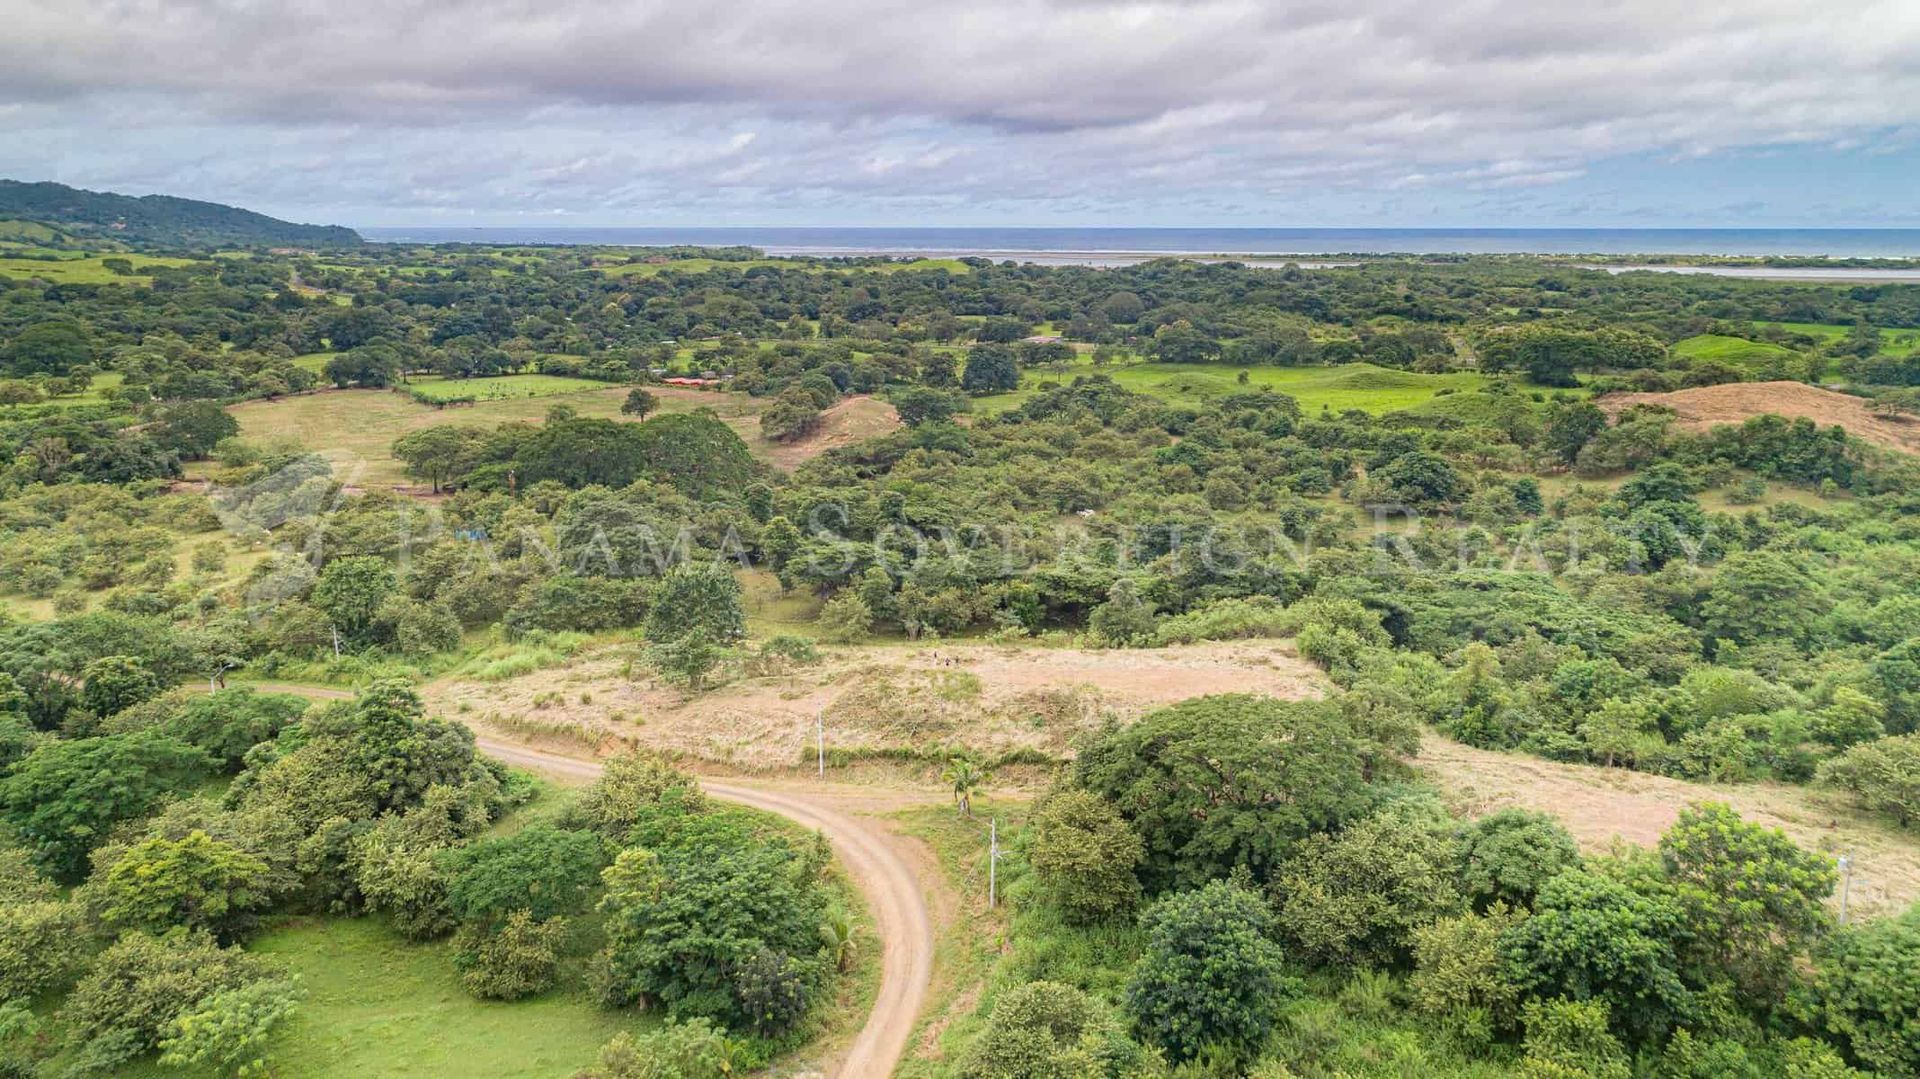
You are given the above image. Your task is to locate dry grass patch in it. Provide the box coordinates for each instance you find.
[1601,380,1920,457]
[1420,731,1920,919]
[425,638,1325,772]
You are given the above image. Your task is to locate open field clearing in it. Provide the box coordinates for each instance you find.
[113,916,643,1079]
[1601,379,1920,456]
[229,384,765,487]
[765,394,903,468]
[0,252,202,284]
[1672,333,1803,368]
[425,639,1327,771]
[973,360,1497,416]
[230,383,887,487]
[401,373,612,401]
[1756,320,1920,355]
[1420,732,1920,919]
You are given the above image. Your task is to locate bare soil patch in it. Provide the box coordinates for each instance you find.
[1421,732,1920,918]
[425,639,1324,772]
[1600,380,1920,456]
[765,395,903,469]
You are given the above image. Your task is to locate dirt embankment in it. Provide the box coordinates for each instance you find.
[1600,380,1920,456]
[425,640,1326,771]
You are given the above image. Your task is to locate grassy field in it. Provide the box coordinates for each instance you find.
[1673,333,1802,367]
[113,916,646,1079]
[230,383,769,487]
[1755,321,1920,356]
[0,252,202,284]
[39,370,125,407]
[973,360,1497,416]
[291,352,335,374]
[404,373,613,402]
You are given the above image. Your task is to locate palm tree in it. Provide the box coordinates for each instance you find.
[942,755,990,817]
[823,910,858,973]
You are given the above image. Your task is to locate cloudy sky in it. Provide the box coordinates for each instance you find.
[4,0,1920,227]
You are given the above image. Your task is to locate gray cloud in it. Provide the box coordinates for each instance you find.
[3,0,1919,222]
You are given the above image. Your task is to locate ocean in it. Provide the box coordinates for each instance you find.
[357,226,1920,260]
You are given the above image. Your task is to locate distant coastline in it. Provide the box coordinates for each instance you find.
[358,225,1920,261]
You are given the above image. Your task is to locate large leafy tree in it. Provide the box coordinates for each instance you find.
[1798,905,1920,1076]
[93,830,273,941]
[1073,694,1380,893]
[1454,808,1581,911]
[0,733,214,880]
[438,824,606,929]
[1123,880,1291,1064]
[1272,800,1464,967]
[312,556,398,645]
[1658,802,1834,997]
[645,562,746,644]
[592,813,830,1034]
[1501,868,1691,1046]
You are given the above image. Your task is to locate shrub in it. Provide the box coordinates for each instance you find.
[455,911,567,1000]
[575,1019,736,1079]
[816,592,874,644]
[1819,733,1920,825]
[1520,998,1630,1079]
[157,977,302,1077]
[0,898,86,1001]
[961,981,1144,1079]
[1151,596,1292,645]
[1455,809,1581,910]
[1025,790,1144,924]
[1409,903,1527,1034]
[60,930,274,1057]
[568,750,707,841]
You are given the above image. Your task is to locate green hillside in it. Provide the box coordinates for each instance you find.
[0,179,361,248]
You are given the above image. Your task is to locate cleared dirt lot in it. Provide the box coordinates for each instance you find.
[425,639,1325,771]
[1601,380,1920,456]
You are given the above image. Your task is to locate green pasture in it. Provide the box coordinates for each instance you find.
[403,373,612,402]
[0,252,203,285]
[973,360,1500,416]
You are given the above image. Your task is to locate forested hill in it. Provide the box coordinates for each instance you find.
[0,179,361,248]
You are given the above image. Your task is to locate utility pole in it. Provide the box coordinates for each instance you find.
[816,707,825,778]
[988,816,1000,909]
[1838,854,1853,925]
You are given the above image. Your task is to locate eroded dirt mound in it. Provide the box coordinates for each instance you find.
[766,395,903,469]
[1600,380,1920,456]
[425,639,1324,771]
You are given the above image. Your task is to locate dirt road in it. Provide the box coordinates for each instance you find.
[472,736,935,1078]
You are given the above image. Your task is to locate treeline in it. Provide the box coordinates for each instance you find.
[953,691,1906,1077]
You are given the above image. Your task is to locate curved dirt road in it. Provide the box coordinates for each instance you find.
[473,737,934,1078]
